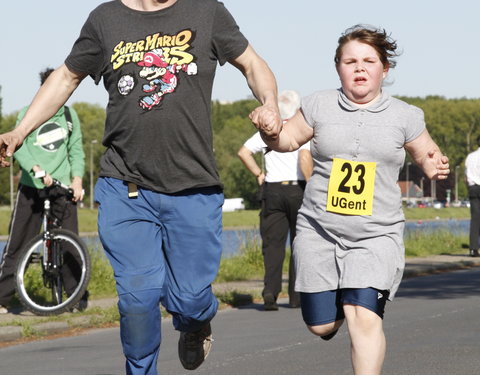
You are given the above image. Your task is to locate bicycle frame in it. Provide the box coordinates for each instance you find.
[39,180,73,300]
[41,198,53,271]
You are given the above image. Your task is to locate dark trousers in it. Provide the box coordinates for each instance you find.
[0,184,80,305]
[260,181,305,305]
[468,185,480,251]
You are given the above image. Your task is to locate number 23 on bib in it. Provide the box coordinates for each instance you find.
[327,158,377,216]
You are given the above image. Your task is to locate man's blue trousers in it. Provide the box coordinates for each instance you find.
[95,177,223,375]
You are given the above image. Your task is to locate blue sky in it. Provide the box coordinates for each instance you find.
[1,0,478,115]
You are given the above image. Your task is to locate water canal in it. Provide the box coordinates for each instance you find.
[0,219,471,259]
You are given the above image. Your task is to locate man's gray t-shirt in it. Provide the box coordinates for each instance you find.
[65,0,248,193]
[294,89,425,299]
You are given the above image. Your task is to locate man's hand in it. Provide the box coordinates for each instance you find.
[0,144,8,167]
[249,104,283,140]
[70,177,84,202]
[256,172,265,186]
[0,130,25,167]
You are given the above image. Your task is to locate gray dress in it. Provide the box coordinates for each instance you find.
[294,89,425,300]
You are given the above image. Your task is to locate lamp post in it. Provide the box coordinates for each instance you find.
[406,162,412,205]
[89,139,98,209]
[9,162,14,210]
[455,165,460,203]
[431,179,436,202]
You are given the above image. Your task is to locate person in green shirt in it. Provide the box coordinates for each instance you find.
[0,68,87,313]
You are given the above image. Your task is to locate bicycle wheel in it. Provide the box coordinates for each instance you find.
[15,229,91,316]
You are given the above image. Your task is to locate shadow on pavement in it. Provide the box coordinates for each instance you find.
[396,267,480,300]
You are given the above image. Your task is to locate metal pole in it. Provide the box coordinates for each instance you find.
[90,139,98,209]
[406,162,411,205]
[455,165,459,202]
[9,162,14,210]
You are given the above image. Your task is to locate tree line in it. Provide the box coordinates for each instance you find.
[0,94,479,208]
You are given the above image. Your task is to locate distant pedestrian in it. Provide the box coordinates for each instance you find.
[465,135,480,257]
[238,90,313,310]
[0,67,87,314]
[250,24,450,375]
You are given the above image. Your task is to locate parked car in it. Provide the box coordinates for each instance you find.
[433,201,444,209]
[223,198,245,212]
[451,200,462,208]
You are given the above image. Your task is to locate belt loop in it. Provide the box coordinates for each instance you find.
[128,183,138,198]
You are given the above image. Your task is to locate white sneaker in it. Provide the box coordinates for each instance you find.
[0,306,8,314]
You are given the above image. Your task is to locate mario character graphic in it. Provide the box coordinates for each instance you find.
[136,49,197,110]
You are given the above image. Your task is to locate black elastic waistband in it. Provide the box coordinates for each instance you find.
[266,180,305,186]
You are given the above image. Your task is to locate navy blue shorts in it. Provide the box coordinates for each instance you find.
[300,288,389,326]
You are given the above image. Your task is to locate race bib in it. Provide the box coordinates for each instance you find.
[326,158,376,215]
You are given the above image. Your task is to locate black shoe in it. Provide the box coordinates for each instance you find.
[178,323,213,370]
[320,329,338,341]
[263,293,278,311]
[70,291,89,313]
[289,293,301,308]
[470,249,479,257]
[77,291,89,312]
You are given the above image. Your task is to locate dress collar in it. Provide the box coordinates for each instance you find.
[337,88,391,113]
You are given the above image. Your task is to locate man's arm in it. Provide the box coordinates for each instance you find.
[0,65,86,166]
[230,44,278,107]
[230,44,283,138]
[237,146,265,185]
[11,108,40,172]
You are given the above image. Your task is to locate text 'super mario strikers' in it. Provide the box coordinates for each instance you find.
[112,30,198,111]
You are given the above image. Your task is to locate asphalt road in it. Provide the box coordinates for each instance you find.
[1,268,479,375]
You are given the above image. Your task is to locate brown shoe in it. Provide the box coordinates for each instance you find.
[178,323,213,370]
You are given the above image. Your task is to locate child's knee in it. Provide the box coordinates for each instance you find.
[307,320,343,336]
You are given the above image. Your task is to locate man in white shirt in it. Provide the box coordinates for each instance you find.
[238,90,313,310]
[465,136,480,257]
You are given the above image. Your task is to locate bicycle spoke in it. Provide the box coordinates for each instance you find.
[15,229,91,316]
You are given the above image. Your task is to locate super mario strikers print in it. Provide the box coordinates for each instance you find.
[111,29,198,111]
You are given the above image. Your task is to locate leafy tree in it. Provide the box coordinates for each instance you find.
[72,102,106,205]
[0,112,20,205]
[1,95,479,207]
[211,99,262,207]
[211,99,257,133]
[212,107,265,208]
[0,85,3,128]
[399,96,480,200]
